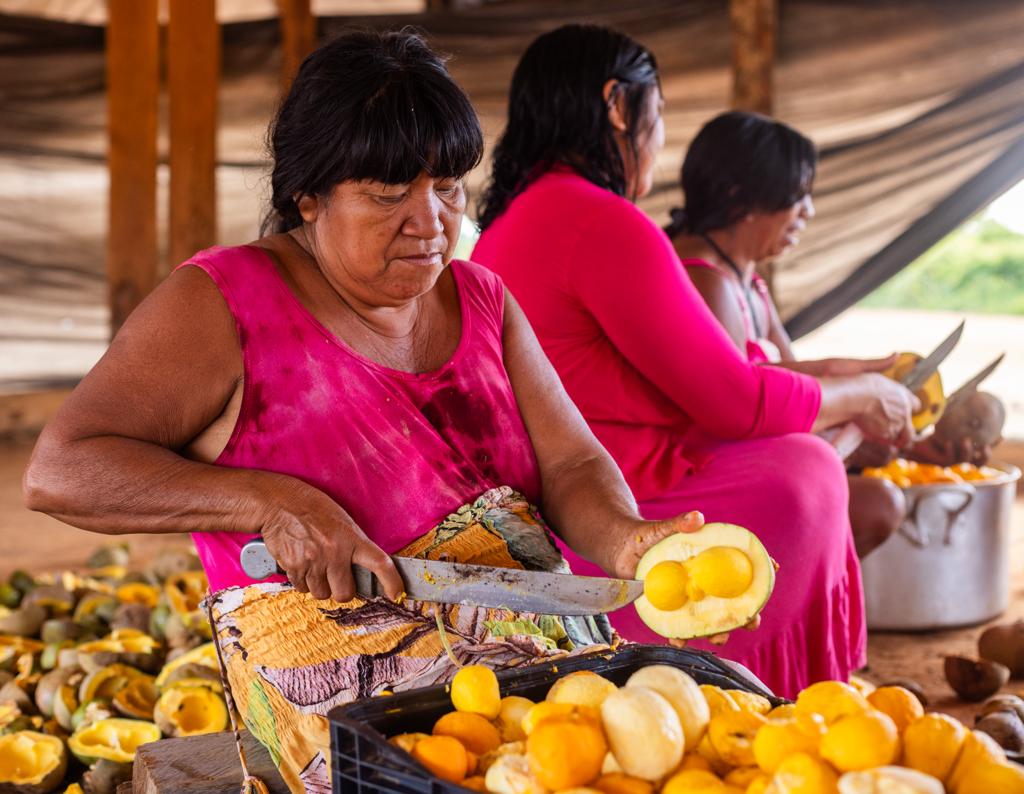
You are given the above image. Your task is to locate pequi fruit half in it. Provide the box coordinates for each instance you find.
[883,352,946,432]
[633,523,774,640]
[67,718,161,765]
[0,730,68,794]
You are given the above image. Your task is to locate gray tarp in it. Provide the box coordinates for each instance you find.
[1,0,1022,372]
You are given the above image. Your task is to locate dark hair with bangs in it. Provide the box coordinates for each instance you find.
[477,24,660,231]
[666,111,817,237]
[263,29,483,234]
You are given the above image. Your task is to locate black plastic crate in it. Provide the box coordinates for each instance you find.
[329,644,784,794]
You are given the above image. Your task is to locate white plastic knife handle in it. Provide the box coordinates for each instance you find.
[240,539,379,594]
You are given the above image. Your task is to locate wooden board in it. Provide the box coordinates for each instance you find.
[168,0,220,269]
[132,730,289,794]
[106,0,159,334]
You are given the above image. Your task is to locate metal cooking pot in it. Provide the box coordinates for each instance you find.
[860,461,1021,631]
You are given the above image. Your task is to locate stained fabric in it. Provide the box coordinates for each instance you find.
[1,0,1023,379]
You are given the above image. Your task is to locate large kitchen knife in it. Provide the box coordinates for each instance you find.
[899,321,964,393]
[947,353,1004,403]
[239,539,643,616]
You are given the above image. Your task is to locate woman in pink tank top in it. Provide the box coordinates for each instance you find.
[24,31,719,792]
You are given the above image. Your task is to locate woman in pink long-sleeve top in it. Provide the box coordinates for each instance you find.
[473,24,917,695]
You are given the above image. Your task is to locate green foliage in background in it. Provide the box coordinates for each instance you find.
[862,218,1024,315]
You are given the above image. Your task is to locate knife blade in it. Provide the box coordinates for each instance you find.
[900,321,964,393]
[947,353,1005,403]
[239,539,644,616]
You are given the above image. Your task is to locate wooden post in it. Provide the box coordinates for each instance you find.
[277,0,316,92]
[106,0,159,336]
[729,0,776,115]
[168,0,219,269]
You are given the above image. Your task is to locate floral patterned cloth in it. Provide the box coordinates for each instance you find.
[208,486,617,793]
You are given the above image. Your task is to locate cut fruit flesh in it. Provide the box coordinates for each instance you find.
[634,523,774,640]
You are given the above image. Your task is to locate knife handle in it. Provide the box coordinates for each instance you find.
[240,539,382,597]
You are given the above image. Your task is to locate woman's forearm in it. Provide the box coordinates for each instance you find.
[811,376,871,432]
[23,434,303,537]
[538,451,642,576]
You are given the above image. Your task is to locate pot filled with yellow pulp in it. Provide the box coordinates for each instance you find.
[859,461,1021,630]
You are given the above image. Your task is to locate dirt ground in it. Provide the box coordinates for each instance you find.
[1,437,1022,722]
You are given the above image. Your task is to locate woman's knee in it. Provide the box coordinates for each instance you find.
[848,476,906,558]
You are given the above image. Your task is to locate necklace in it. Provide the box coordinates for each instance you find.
[699,232,764,339]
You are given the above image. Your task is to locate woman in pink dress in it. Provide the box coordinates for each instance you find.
[23,32,711,791]
[473,24,918,695]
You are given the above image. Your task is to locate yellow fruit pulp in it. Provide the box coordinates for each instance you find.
[866,686,924,735]
[643,548,754,611]
[901,712,967,782]
[794,681,870,726]
[819,711,900,772]
[0,731,65,785]
[412,735,469,783]
[526,713,607,791]
[772,752,839,794]
[883,352,946,432]
[451,665,501,719]
[546,671,618,710]
[433,711,501,756]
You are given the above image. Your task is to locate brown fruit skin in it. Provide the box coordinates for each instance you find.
[978,694,1024,723]
[934,391,1005,451]
[978,621,1024,678]
[944,655,1010,702]
[975,711,1024,753]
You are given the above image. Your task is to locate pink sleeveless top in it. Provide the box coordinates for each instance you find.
[180,246,542,591]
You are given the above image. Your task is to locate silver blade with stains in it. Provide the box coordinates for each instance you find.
[239,539,643,615]
[900,321,964,392]
[947,353,1005,403]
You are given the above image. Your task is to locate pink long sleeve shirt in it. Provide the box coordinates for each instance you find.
[472,168,821,502]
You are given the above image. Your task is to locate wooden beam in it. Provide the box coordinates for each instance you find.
[729,0,776,115]
[106,0,159,336]
[277,0,316,93]
[168,0,219,268]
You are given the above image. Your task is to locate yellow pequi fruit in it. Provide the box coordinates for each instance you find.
[753,713,826,774]
[723,766,766,788]
[865,686,924,735]
[593,772,654,794]
[115,582,160,608]
[600,687,685,781]
[725,691,772,715]
[432,711,501,756]
[112,676,159,720]
[883,352,946,432]
[793,681,870,726]
[521,701,598,736]
[484,753,546,794]
[0,730,68,794]
[389,732,428,754]
[768,752,838,794]
[412,735,469,783]
[64,785,85,794]
[846,676,876,698]
[946,729,1005,793]
[478,741,526,776]
[163,571,209,615]
[78,664,145,704]
[547,671,618,710]
[954,759,1024,794]
[625,666,710,751]
[496,696,534,742]
[901,712,967,782]
[153,684,228,737]
[154,641,218,688]
[67,718,161,765]
[451,665,501,719]
[701,686,742,719]
[635,524,775,640]
[837,766,944,794]
[661,769,732,794]
[526,713,607,790]
[819,711,900,773]
[708,709,767,768]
